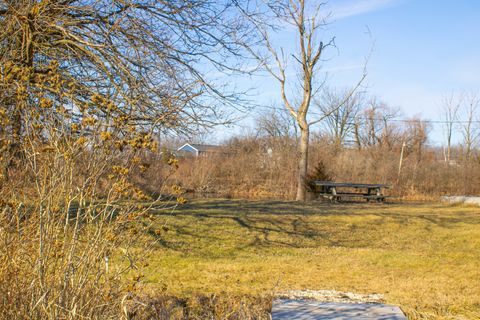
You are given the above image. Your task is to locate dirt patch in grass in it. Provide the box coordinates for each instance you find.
[132,199,480,319]
[276,290,385,304]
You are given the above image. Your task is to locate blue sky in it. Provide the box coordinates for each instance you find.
[211,0,480,144]
[328,0,480,117]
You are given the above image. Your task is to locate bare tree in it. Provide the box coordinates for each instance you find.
[402,118,430,185]
[403,118,430,162]
[256,107,298,139]
[0,0,258,180]
[316,88,364,147]
[461,92,480,160]
[241,0,366,200]
[0,0,254,129]
[442,93,462,163]
[356,98,400,149]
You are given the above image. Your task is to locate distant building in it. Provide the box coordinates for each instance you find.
[177,143,221,157]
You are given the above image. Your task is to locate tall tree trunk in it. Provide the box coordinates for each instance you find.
[296,124,309,201]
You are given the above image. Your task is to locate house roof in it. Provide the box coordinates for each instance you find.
[177,143,220,152]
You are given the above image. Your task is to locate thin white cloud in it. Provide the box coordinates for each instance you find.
[331,0,401,20]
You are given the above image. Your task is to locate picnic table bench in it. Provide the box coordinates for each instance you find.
[313,181,391,202]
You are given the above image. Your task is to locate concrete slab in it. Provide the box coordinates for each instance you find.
[272,300,407,320]
[442,196,480,205]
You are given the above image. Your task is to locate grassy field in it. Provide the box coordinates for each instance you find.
[135,199,480,319]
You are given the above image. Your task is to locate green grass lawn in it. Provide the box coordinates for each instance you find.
[135,199,480,319]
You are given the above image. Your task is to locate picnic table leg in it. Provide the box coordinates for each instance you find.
[376,187,384,202]
[331,187,339,203]
[366,188,373,202]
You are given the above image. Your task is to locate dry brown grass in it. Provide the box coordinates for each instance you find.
[134,199,480,320]
[126,294,271,319]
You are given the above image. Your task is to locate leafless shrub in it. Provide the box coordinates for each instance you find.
[0,60,182,318]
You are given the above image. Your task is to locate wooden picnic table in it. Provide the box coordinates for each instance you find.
[313,181,391,202]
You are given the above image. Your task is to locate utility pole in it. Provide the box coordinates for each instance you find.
[397,141,406,182]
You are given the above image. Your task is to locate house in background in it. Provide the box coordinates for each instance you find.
[177,143,221,157]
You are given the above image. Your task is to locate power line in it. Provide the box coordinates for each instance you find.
[250,104,480,125]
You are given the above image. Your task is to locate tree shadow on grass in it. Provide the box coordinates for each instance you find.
[145,199,480,253]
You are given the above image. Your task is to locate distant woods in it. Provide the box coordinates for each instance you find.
[153,88,480,200]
